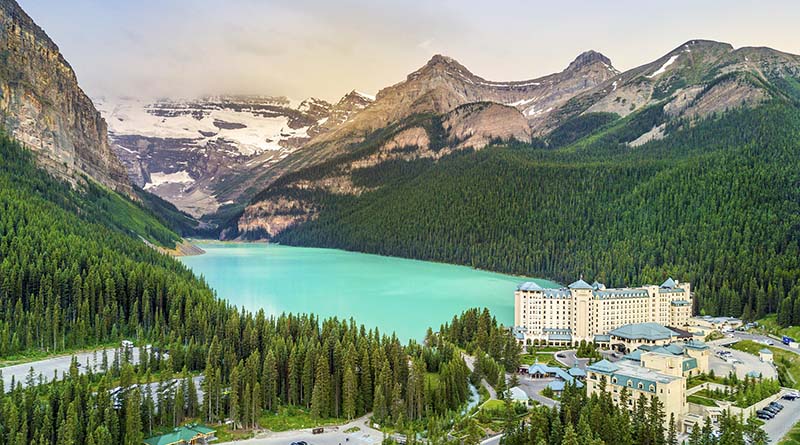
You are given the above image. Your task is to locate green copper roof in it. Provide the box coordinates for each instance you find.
[661,278,677,289]
[684,340,709,350]
[609,323,676,341]
[569,278,593,290]
[587,359,620,374]
[623,349,644,362]
[143,425,216,445]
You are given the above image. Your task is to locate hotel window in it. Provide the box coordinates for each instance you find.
[637,383,644,389]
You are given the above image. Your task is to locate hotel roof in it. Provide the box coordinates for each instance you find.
[609,323,676,341]
[612,361,682,385]
[568,278,593,290]
[587,359,620,374]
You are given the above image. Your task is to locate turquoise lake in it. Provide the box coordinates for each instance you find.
[180,243,560,341]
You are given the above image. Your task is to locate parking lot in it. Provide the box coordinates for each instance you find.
[764,392,800,444]
[709,345,777,380]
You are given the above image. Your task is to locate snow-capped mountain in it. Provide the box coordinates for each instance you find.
[95,93,372,217]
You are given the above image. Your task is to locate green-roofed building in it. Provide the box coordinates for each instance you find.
[143,424,217,445]
[609,322,677,352]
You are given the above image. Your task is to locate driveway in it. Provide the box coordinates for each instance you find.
[515,377,559,408]
[554,350,589,370]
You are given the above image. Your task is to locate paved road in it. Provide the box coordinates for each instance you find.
[515,376,559,408]
[218,415,382,445]
[463,354,497,400]
[1,346,142,391]
[480,434,503,445]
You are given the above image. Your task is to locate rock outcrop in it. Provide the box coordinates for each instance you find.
[0,0,131,194]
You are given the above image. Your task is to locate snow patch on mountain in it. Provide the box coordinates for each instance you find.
[144,170,194,190]
[647,55,680,78]
[96,98,309,155]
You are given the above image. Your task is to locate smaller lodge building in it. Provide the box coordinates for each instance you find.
[143,424,217,445]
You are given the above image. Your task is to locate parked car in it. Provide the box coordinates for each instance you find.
[763,406,779,415]
[782,394,797,401]
[757,412,771,420]
[756,409,774,419]
[769,401,784,410]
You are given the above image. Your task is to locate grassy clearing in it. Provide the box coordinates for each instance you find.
[213,424,254,442]
[730,340,800,388]
[259,406,344,432]
[756,315,800,340]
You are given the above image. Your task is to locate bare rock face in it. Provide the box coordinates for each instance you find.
[0,0,130,194]
[309,51,617,156]
[547,40,800,136]
[443,102,532,149]
[236,197,317,239]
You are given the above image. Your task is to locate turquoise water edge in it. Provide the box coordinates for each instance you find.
[180,243,559,341]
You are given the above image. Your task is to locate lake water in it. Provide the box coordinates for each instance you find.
[180,243,560,341]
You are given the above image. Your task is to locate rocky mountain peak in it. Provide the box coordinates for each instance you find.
[408,54,474,81]
[676,39,734,53]
[566,50,615,72]
[340,90,375,105]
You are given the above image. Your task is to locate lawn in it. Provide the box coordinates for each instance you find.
[481,399,507,410]
[779,419,800,445]
[694,388,735,402]
[519,352,563,368]
[687,374,726,389]
[259,406,345,432]
[687,395,718,407]
[730,340,800,388]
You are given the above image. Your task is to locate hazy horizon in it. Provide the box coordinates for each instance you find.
[18,0,800,103]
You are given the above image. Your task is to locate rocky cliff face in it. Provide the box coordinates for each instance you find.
[309,51,618,153]
[0,0,130,193]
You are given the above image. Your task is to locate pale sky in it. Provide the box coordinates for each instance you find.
[18,0,800,103]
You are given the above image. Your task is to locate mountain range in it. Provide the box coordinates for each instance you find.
[2,0,800,319]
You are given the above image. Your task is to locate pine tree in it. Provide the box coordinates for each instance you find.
[310,353,330,419]
[124,389,143,445]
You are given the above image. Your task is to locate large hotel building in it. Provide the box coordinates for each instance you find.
[514,277,692,345]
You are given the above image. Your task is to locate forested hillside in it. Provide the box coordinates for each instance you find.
[267,102,800,320]
[0,131,208,356]
[0,130,521,443]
